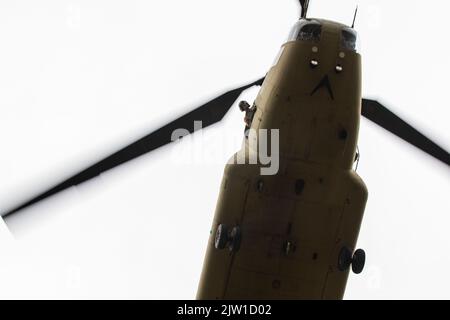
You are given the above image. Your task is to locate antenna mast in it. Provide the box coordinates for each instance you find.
[351,6,359,28]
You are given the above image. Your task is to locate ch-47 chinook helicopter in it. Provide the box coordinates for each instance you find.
[2,0,449,299]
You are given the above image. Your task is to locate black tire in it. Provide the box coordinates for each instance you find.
[214,224,229,250]
[229,226,242,252]
[338,246,353,272]
[352,249,366,274]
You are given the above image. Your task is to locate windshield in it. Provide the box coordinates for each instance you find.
[341,28,359,52]
[288,19,322,42]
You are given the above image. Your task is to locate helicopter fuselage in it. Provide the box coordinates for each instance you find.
[197,19,368,299]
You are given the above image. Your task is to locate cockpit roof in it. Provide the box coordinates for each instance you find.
[287,18,360,52]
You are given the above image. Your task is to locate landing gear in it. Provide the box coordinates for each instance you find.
[214,224,242,252]
[338,246,366,274]
[352,249,366,274]
[214,224,229,250]
[338,247,353,272]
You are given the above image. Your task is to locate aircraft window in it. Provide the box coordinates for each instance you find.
[297,22,322,41]
[287,20,322,42]
[341,28,359,52]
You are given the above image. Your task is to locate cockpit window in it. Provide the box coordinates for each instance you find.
[287,19,322,43]
[297,22,322,41]
[341,28,359,52]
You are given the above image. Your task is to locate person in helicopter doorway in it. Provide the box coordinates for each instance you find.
[239,100,257,138]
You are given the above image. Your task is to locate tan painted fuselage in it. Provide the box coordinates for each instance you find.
[197,19,368,300]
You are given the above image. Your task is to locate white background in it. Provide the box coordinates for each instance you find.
[0,0,449,299]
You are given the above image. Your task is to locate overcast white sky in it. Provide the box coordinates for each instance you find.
[0,0,449,299]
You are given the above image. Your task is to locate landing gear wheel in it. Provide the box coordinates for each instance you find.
[229,226,242,252]
[338,246,353,271]
[352,249,366,274]
[214,224,229,250]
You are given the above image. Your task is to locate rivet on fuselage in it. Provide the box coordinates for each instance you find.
[312,46,319,53]
[272,280,281,289]
[339,52,346,58]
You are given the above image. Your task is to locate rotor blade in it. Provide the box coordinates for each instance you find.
[2,77,265,218]
[361,99,450,166]
[299,0,310,18]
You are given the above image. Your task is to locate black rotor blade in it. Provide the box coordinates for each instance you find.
[2,77,265,218]
[299,0,310,18]
[361,99,450,166]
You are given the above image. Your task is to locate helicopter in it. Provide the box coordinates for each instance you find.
[1,0,449,299]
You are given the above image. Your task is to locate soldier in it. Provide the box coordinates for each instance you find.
[239,100,257,137]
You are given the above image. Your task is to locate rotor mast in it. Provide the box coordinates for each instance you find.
[300,0,310,18]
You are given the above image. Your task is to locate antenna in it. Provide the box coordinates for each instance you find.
[300,0,311,19]
[351,5,359,28]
